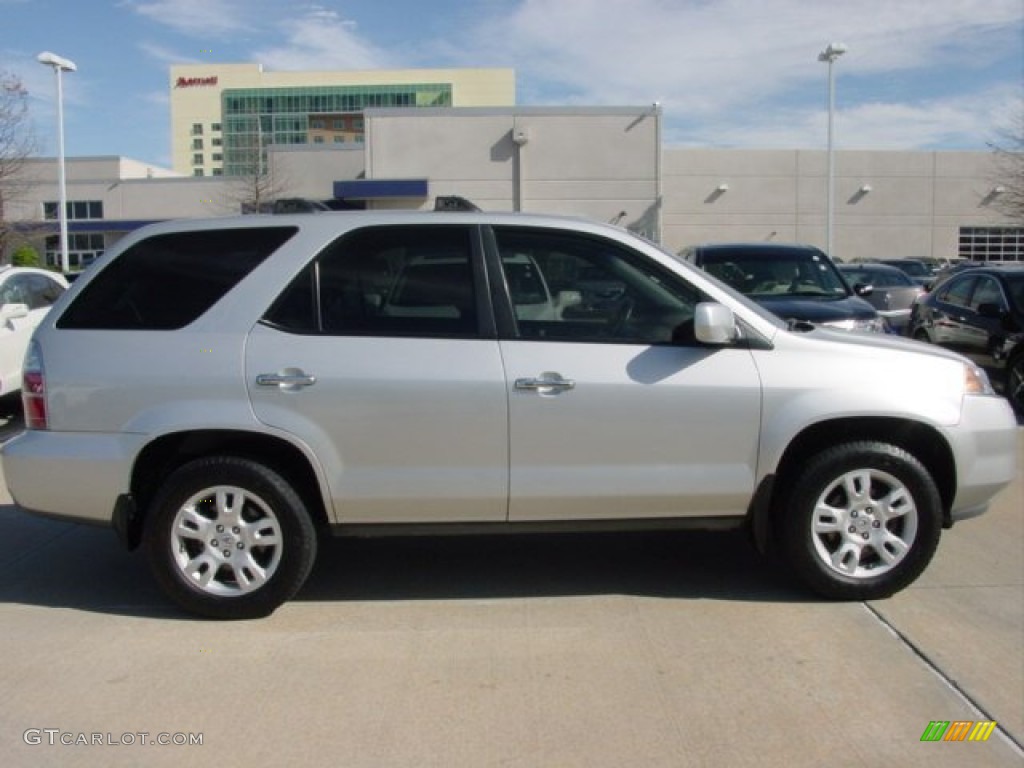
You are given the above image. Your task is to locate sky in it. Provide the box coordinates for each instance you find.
[1,0,1022,169]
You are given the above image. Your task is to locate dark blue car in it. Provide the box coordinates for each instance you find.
[679,242,887,333]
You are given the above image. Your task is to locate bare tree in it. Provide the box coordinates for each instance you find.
[987,108,1024,224]
[221,131,293,214]
[0,70,37,256]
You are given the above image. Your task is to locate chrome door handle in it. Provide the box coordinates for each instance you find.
[515,375,576,393]
[256,368,317,391]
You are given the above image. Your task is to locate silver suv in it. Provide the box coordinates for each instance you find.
[2,212,1018,619]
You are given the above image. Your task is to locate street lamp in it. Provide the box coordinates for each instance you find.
[37,51,77,274]
[818,42,846,259]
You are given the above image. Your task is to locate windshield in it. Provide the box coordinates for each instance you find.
[698,248,850,299]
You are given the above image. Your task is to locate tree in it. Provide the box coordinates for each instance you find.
[10,244,40,267]
[222,129,293,214]
[0,70,36,256]
[988,108,1024,224]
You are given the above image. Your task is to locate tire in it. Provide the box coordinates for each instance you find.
[144,456,317,619]
[778,442,942,601]
[912,329,930,343]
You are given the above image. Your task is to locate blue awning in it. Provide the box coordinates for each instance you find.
[333,179,429,200]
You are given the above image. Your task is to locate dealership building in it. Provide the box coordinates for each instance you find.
[5,65,1020,270]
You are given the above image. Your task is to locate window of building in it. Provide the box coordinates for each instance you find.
[333,136,345,144]
[212,137,222,147]
[191,123,203,136]
[212,153,223,161]
[333,119,344,130]
[43,201,104,220]
[192,153,204,165]
[44,233,105,271]
[311,119,325,129]
[193,169,204,177]
[211,123,222,132]
[959,227,1024,262]
[212,168,223,176]
[192,138,203,150]
[313,136,324,144]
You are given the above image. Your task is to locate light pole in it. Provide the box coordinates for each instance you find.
[818,42,846,259]
[37,51,76,274]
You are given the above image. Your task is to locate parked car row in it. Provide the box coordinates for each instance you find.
[679,242,1022,415]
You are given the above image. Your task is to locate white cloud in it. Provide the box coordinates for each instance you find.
[446,0,1022,149]
[125,0,253,38]
[253,8,394,71]
[680,84,1023,150]
[138,41,202,67]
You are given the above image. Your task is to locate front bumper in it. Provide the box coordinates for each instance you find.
[946,394,1020,522]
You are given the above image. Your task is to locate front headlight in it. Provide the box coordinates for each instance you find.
[964,362,995,396]
[822,316,890,334]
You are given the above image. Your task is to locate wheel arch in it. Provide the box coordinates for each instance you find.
[124,429,330,549]
[751,417,956,553]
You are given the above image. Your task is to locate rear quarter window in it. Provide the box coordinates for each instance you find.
[57,227,297,330]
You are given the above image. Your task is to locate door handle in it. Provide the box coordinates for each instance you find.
[256,368,317,391]
[515,375,576,393]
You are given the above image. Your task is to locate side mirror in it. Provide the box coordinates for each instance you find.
[853,283,874,297]
[694,302,738,345]
[0,303,29,322]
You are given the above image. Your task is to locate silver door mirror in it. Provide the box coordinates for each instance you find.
[694,302,738,345]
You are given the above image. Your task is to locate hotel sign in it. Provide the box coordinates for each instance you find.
[175,76,218,88]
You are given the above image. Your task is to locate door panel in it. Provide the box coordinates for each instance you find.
[247,327,508,523]
[502,341,761,521]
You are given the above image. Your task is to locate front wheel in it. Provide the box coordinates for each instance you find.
[778,442,943,600]
[144,456,317,619]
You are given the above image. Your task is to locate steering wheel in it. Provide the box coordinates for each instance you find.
[608,297,635,336]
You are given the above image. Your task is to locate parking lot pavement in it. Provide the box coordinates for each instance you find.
[0,430,1020,768]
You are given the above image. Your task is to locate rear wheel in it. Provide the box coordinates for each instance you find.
[144,456,317,619]
[778,442,943,600]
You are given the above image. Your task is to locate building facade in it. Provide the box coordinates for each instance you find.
[169,63,515,177]
[7,107,1020,270]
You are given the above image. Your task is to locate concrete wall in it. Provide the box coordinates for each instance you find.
[365,107,661,237]
[661,148,1010,261]
[5,112,1018,267]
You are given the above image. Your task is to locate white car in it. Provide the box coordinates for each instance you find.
[0,267,68,397]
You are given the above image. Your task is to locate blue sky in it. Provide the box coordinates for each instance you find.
[2,0,1021,169]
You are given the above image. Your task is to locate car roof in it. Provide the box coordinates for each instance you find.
[839,262,904,272]
[692,242,825,255]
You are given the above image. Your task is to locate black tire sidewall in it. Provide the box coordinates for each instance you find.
[144,456,317,619]
[779,442,943,600]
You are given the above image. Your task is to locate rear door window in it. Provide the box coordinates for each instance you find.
[57,227,296,330]
[263,225,485,338]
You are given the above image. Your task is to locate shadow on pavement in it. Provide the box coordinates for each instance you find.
[0,503,808,619]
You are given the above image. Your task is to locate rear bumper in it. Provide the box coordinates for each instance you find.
[1,430,143,526]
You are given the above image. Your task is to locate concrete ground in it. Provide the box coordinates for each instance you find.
[0,402,1020,767]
